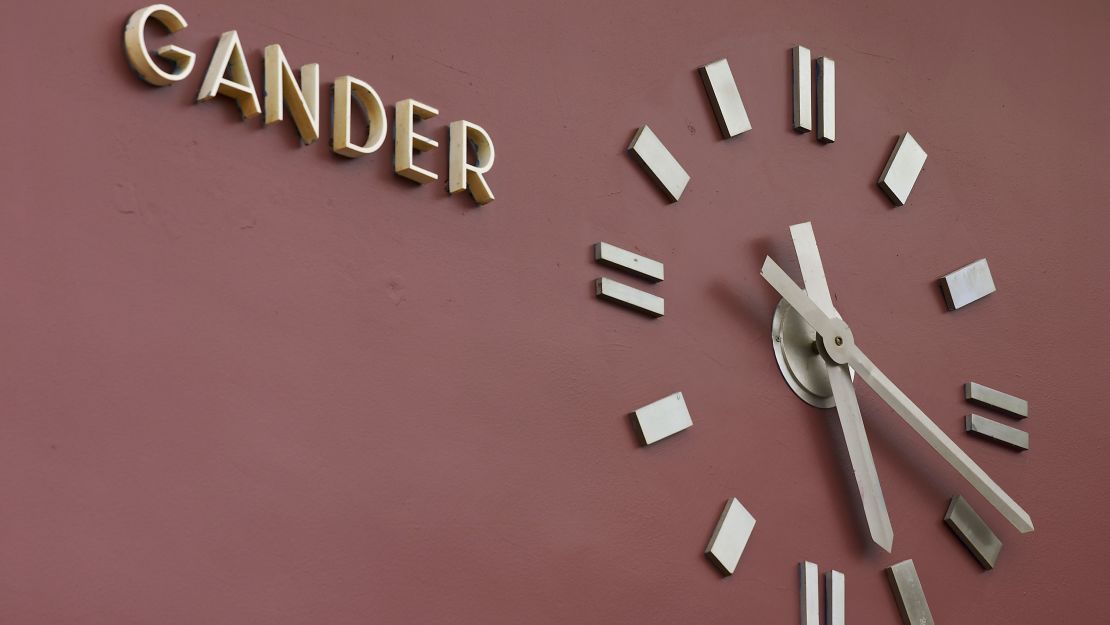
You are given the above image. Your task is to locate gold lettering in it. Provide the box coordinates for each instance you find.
[197,31,261,119]
[448,120,495,205]
[332,76,387,157]
[123,4,196,86]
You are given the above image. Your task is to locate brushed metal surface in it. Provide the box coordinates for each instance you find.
[878,132,927,206]
[966,414,1029,451]
[772,299,834,408]
[627,125,690,203]
[789,222,893,553]
[760,256,1034,534]
[793,46,812,132]
[886,560,935,625]
[594,277,664,318]
[815,57,835,143]
[826,570,845,625]
[698,58,752,138]
[965,381,1028,418]
[940,258,996,310]
[800,561,819,625]
[944,495,1003,569]
[631,392,691,445]
[705,498,755,576]
[593,242,664,282]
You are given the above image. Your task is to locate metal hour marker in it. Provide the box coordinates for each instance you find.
[595,277,664,318]
[815,57,835,143]
[965,381,1028,418]
[698,58,752,139]
[966,414,1029,451]
[800,562,819,625]
[705,497,756,576]
[878,132,927,206]
[944,495,1003,569]
[631,392,691,445]
[940,258,996,310]
[886,560,935,625]
[826,570,845,625]
[792,46,812,132]
[627,125,690,203]
[594,242,664,282]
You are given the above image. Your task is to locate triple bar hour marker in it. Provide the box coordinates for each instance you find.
[593,242,665,317]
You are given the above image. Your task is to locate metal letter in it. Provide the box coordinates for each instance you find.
[395,98,439,184]
[627,126,690,203]
[886,560,935,625]
[965,381,1028,418]
[197,31,261,119]
[332,76,387,158]
[595,277,664,318]
[698,58,752,138]
[966,414,1029,451]
[800,562,818,625]
[793,46,812,132]
[124,4,196,86]
[826,570,845,625]
[263,44,320,144]
[944,495,1003,569]
[448,120,496,205]
[878,132,927,206]
[705,498,755,576]
[632,392,691,445]
[940,258,996,310]
[594,242,664,282]
[816,57,835,143]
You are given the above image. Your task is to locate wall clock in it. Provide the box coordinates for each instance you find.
[604,45,1037,624]
[11,3,1110,625]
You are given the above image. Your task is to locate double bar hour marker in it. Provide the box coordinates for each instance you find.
[593,242,665,317]
[800,561,844,625]
[792,45,835,143]
[964,381,1029,451]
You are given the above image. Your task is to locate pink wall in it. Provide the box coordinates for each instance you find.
[3,1,1109,623]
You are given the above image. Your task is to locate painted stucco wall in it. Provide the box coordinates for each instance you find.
[3,1,1108,623]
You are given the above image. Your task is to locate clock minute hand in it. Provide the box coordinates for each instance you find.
[760,256,1034,534]
[790,223,894,553]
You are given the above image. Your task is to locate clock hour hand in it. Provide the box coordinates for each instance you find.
[760,256,1034,534]
[790,223,894,552]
